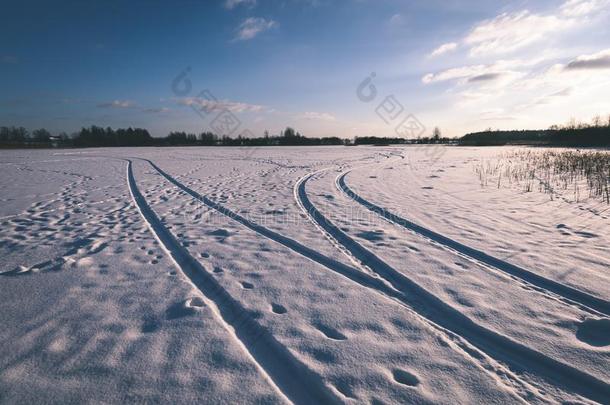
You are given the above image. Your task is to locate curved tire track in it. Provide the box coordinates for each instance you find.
[143,158,553,399]
[125,159,341,405]
[296,170,610,405]
[337,170,610,317]
[140,158,404,296]
[142,157,604,402]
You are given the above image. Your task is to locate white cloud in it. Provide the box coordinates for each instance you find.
[388,14,404,26]
[533,87,573,106]
[561,0,608,17]
[428,0,607,58]
[434,49,610,127]
[429,42,458,57]
[422,59,532,84]
[516,50,610,91]
[467,72,504,82]
[421,1,610,133]
[464,11,568,57]
[423,65,488,84]
[565,48,610,70]
[299,111,336,121]
[176,97,265,113]
[224,0,256,10]
[97,100,136,108]
[143,107,171,114]
[234,17,278,41]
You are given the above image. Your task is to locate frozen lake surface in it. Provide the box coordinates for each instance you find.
[1,146,609,404]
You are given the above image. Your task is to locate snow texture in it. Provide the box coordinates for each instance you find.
[1,146,609,404]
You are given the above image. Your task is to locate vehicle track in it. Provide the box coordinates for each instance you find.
[141,158,549,402]
[140,159,403,292]
[401,155,610,275]
[296,169,610,405]
[125,159,341,405]
[337,170,610,317]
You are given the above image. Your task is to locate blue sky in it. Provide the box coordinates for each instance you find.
[2,0,610,138]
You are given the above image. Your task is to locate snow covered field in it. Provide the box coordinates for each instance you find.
[1,146,609,404]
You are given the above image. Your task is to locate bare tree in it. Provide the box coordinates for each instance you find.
[432,127,441,142]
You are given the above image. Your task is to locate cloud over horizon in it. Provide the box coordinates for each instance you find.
[234,17,277,41]
[429,42,458,58]
[418,0,610,133]
[3,0,610,138]
[565,49,610,70]
[97,100,137,109]
[176,97,265,113]
[299,111,336,121]
[224,0,256,10]
[428,0,608,58]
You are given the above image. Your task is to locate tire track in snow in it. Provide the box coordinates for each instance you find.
[125,159,341,405]
[337,170,610,318]
[141,158,403,295]
[296,170,610,404]
[402,156,610,286]
[142,158,549,401]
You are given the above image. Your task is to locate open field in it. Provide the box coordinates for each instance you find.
[1,146,609,404]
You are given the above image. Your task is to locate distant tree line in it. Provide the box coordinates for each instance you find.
[355,127,455,145]
[6,118,608,149]
[460,116,610,147]
[0,126,154,148]
[163,127,347,147]
[0,125,351,148]
[73,126,154,147]
[1,127,58,145]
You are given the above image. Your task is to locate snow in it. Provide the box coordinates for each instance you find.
[0,146,609,404]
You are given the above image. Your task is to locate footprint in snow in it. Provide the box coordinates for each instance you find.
[355,230,384,242]
[141,317,160,333]
[208,229,230,238]
[333,381,357,399]
[186,297,205,308]
[392,368,420,387]
[576,318,610,347]
[271,303,287,314]
[165,298,204,319]
[241,281,254,289]
[315,323,347,341]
